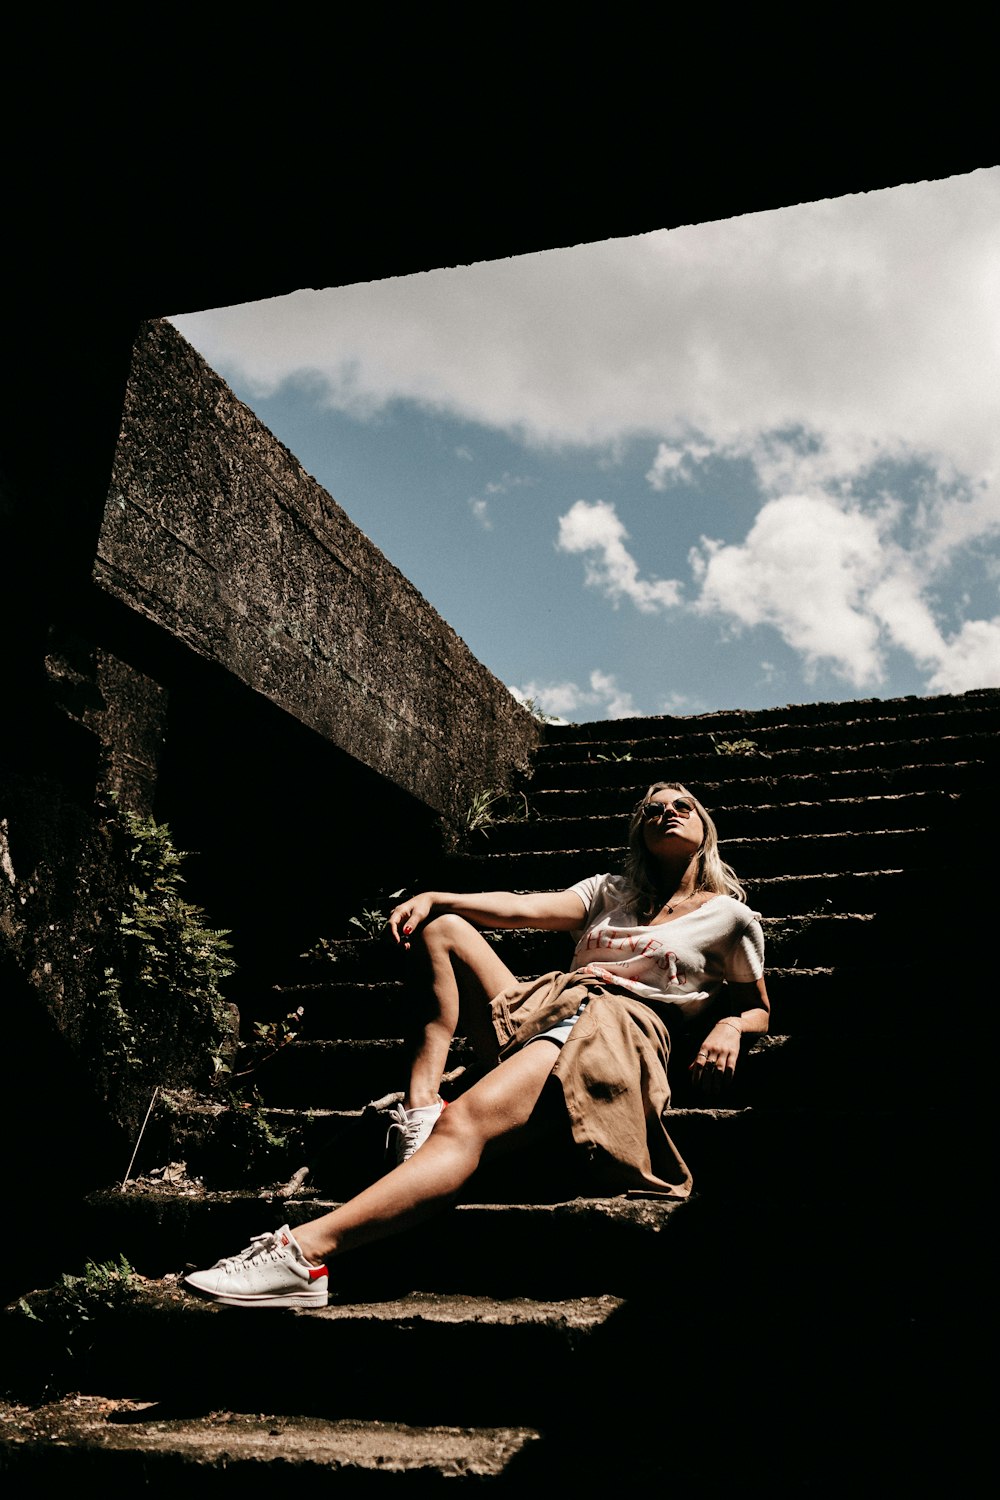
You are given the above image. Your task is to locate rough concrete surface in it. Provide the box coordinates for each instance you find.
[0,1397,538,1476]
[95,320,540,827]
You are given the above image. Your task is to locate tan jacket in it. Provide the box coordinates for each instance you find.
[490,970,693,1198]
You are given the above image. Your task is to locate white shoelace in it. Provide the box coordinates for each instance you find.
[386,1112,422,1158]
[215,1231,282,1271]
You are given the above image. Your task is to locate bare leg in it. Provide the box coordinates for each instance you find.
[405,914,517,1108]
[293,1038,561,1263]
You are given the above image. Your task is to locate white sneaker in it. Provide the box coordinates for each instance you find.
[385,1100,445,1167]
[184,1225,328,1308]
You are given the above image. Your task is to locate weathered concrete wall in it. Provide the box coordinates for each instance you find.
[0,770,237,1150]
[94,321,540,829]
[42,639,168,817]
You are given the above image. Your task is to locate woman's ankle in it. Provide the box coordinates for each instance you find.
[404,1091,443,1111]
[290,1223,329,1266]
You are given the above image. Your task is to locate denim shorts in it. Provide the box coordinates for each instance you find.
[525,998,589,1048]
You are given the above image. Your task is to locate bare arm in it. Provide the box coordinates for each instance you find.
[718,977,770,1035]
[387,889,586,948]
[689,976,770,1097]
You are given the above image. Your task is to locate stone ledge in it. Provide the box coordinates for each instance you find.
[0,1397,540,1480]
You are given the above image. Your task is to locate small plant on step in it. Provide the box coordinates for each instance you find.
[299,934,338,966]
[300,882,410,967]
[251,1006,305,1057]
[220,1004,306,1083]
[455,788,533,845]
[348,902,397,939]
[498,789,532,823]
[16,1255,140,1392]
[346,882,409,939]
[711,735,760,756]
[197,1080,295,1182]
[593,750,633,762]
[517,695,563,725]
[227,1086,289,1149]
[458,788,505,839]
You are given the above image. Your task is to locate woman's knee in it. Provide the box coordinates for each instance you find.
[428,1095,487,1153]
[420,912,478,955]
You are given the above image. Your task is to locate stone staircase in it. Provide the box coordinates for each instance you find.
[3,687,997,1491]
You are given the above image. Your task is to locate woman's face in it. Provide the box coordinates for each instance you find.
[640,787,705,861]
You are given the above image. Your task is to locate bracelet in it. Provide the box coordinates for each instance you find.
[716,1019,743,1034]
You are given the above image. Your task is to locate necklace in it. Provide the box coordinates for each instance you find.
[661,890,699,915]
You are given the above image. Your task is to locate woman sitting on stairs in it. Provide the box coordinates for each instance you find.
[185,782,769,1307]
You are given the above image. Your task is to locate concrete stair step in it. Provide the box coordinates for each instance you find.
[250,1037,475,1109]
[539,689,1000,745]
[438,840,922,894]
[529,760,993,815]
[486,791,961,852]
[73,1100,941,1306]
[139,1086,763,1197]
[0,1398,541,1489]
[528,731,997,789]
[239,1020,916,1112]
[283,912,886,989]
[474,824,938,874]
[287,930,573,986]
[535,698,999,758]
[4,1281,625,1427]
[268,980,414,1037]
[73,1101,946,1297]
[272,960,907,1037]
[70,1192,693,1301]
[257,958,904,1043]
[746,868,910,916]
[146,977,928,1194]
[70,1192,689,1296]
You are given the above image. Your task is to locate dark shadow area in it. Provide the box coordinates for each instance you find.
[85,587,446,999]
[0,957,126,1304]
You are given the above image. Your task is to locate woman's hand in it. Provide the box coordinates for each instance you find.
[387,892,437,949]
[688,1018,744,1098]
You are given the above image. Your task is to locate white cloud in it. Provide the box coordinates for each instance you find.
[925,619,1000,693]
[917,484,1000,568]
[646,440,712,490]
[691,492,1000,692]
[483,472,534,497]
[170,168,1000,492]
[467,471,534,531]
[508,681,579,722]
[557,500,682,613]
[509,670,643,722]
[588,670,641,719]
[167,166,1000,707]
[658,691,695,714]
[693,495,886,686]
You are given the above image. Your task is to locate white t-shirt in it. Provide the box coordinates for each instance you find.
[567,873,765,1020]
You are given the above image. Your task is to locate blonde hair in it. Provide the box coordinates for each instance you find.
[622,781,747,917]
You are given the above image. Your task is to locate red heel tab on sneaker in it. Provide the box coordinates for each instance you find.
[308,1265,328,1281]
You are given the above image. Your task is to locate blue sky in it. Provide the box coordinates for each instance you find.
[170,168,1000,722]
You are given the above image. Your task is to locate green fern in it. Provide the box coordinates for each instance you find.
[99,811,237,1077]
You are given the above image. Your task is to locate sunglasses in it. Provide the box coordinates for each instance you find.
[639,797,696,823]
